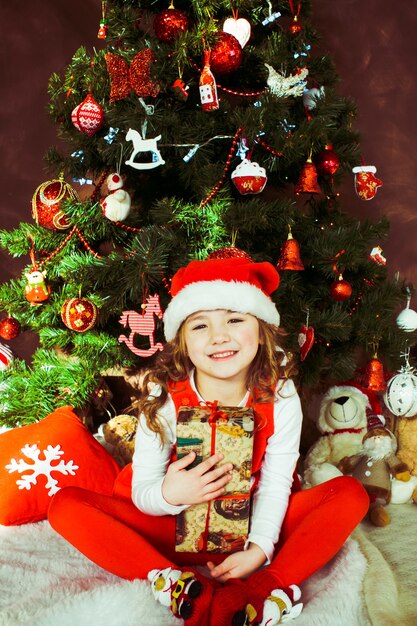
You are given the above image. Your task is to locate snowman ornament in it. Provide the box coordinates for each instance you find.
[100,173,131,222]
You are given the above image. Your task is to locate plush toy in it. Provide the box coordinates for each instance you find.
[337,417,416,526]
[303,383,380,488]
[102,413,138,466]
[396,414,417,476]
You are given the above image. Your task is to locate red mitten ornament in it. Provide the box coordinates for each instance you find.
[71,94,104,137]
[231,158,267,194]
[298,324,314,361]
[352,165,382,200]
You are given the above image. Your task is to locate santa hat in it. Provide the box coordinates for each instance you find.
[163,256,280,341]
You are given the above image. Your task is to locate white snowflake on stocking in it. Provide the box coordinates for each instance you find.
[5,443,79,496]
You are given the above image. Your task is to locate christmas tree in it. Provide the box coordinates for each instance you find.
[1,0,416,428]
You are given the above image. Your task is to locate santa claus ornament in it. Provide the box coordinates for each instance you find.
[71,94,105,137]
[100,173,131,222]
[231,158,267,195]
[352,165,382,200]
[61,298,98,333]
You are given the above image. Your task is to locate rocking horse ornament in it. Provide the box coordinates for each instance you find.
[118,294,164,358]
[125,128,165,170]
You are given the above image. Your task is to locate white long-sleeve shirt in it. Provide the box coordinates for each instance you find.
[131,374,302,563]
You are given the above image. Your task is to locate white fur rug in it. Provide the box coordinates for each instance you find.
[0,521,371,626]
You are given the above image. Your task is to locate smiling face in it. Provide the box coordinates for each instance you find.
[183,309,260,401]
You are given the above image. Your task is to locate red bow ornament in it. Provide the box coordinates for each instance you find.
[105,49,160,102]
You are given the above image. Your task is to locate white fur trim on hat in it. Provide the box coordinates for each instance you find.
[163,279,280,341]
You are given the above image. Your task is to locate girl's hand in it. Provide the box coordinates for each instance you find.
[162,452,233,506]
[207,544,267,583]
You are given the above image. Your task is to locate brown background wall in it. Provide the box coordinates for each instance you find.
[1,1,416,360]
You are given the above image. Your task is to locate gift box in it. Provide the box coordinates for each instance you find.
[175,404,254,553]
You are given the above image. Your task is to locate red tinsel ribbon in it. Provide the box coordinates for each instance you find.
[323,427,364,436]
[200,401,250,552]
[288,0,301,17]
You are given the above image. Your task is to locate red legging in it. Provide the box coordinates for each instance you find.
[48,476,368,586]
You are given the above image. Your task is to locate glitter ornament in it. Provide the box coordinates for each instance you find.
[295,156,321,195]
[352,165,382,201]
[315,145,340,177]
[363,356,386,392]
[199,49,219,111]
[276,226,304,271]
[100,173,131,222]
[384,367,417,417]
[210,32,243,75]
[0,317,21,340]
[208,247,253,261]
[223,16,251,48]
[153,3,189,43]
[71,94,104,137]
[0,342,13,371]
[105,50,159,102]
[231,158,267,195]
[24,270,51,305]
[61,297,98,333]
[330,274,352,301]
[32,175,79,231]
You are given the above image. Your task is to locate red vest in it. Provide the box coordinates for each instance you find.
[113,377,301,498]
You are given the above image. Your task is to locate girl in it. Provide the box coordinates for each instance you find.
[48,254,369,626]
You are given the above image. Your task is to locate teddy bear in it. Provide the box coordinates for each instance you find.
[101,413,138,466]
[337,417,417,526]
[303,383,380,488]
[396,414,417,475]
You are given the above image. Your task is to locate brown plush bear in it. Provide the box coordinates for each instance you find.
[396,415,417,475]
[102,414,138,466]
[338,425,413,526]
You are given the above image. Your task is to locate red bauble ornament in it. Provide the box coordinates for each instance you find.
[209,247,253,261]
[71,93,105,137]
[210,32,243,75]
[330,274,352,301]
[32,175,79,230]
[153,5,189,42]
[289,15,302,35]
[61,298,98,333]
[0,317,21,340]
[231,159,267,195]
[315,144,340,177]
